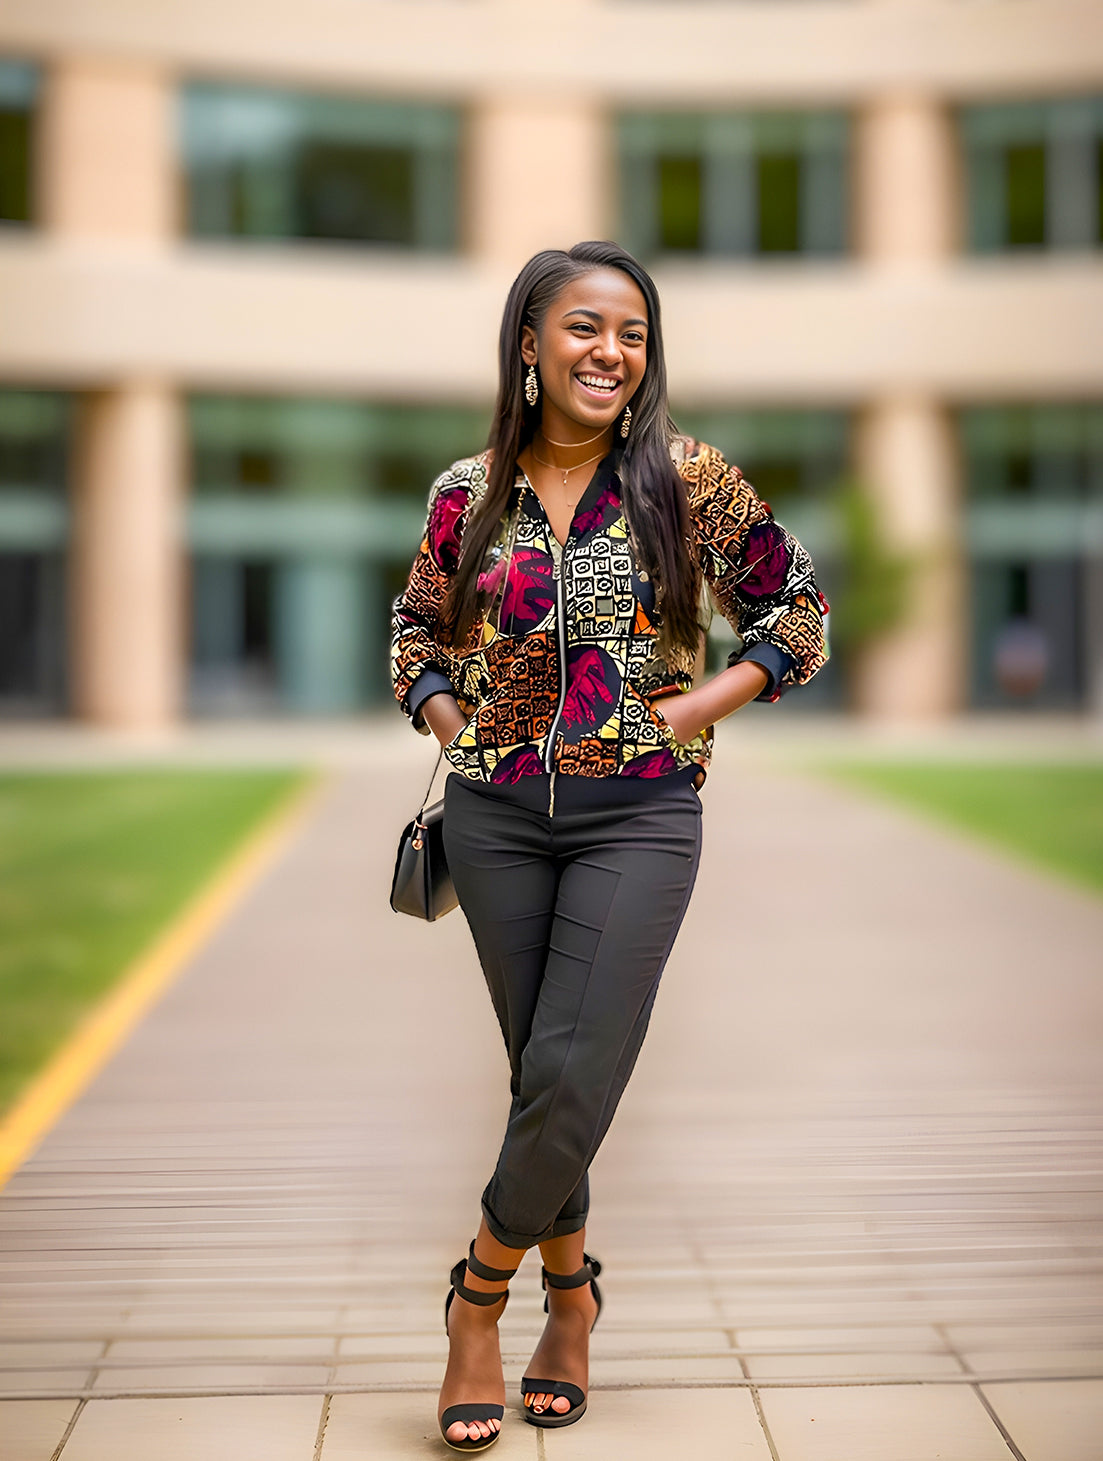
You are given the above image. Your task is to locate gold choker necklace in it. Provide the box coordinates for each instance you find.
[540,427,608,449]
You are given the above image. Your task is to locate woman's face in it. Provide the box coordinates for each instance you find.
[521,267,649,442]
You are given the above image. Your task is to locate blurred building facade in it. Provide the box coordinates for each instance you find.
[0,0,1101,725]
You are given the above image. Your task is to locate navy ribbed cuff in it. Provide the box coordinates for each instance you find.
[728,642,795,701]
[406,668,455,732]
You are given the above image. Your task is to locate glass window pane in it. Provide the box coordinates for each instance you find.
[961,403,1103,500]
[961,404,1102,711]
[186,395,488,713]
[181,83,460,250]
[189,396,486,499]
[1006,142,1047,247]
[961,95,1103,254]
[619,108,848,260]
[673,407,849,502]
[0,389,69,713]
[0,391,70,494]
[0,59,37,225]
[756,151,801,252]
[657,154,703,251]
[296,140,414,243]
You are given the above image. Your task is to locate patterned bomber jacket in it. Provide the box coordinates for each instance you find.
[390,437,829,788]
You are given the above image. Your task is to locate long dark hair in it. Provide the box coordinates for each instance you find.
[442,240,701,667]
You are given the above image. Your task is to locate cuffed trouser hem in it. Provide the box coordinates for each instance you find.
[481,1196,587,1252]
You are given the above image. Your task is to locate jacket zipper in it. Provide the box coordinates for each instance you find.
[544,535,569,818]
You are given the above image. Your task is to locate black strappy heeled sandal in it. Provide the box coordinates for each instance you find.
[521,1253,603,1429]
[439,1241,518,1453]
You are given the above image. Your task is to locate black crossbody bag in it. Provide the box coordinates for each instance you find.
[389,747,458,921]
[390,490,521,922]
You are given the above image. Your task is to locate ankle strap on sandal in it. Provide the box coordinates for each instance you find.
[542,1252,602,1290]
[449,1258,509,1307]
[449,1240,518,1307]
[466,1239,518,1284]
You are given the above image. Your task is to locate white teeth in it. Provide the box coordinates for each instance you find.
[577,374,618,391]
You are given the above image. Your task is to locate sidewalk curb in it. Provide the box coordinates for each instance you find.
[0,772,324,1190]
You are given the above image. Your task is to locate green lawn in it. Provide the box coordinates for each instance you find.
[821,762,1103,896]
[0,769,307,1115]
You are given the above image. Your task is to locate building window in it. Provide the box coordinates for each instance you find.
[961,96,1103,252]
[671,407,848,705]
[186,396,487,715]
[0,59,37,225]
[0,392,70,713]
[181,83,461,249]
[619,111,849,260]
[962,404,1103,709]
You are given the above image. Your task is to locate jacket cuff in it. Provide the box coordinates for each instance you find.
[728,642,795,703]
[405,668,456,733]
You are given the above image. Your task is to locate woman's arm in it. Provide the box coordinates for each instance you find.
[651,442,828,742]
[420,690,469,746]
[391,463,481,733]
[654,659,768,744]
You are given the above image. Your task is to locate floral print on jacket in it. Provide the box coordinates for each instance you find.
[390,438,829,786]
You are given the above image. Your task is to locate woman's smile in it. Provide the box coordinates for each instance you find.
[521,266,649,441]
[574,371,622,400]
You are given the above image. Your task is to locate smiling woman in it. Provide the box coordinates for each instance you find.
[388,240,829,1452]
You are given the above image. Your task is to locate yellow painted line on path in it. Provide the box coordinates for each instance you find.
[0,773,324,1190]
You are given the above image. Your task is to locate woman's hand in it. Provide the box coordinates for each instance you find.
[421,692,469,747]
[652,691,706,745]
[652,660,770,742]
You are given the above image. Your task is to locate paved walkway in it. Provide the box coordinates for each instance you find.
[1,731,1102,1459]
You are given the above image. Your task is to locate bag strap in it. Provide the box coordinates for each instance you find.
[418,745,446,818]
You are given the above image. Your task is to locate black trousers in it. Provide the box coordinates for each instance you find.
[442,772,703,1250]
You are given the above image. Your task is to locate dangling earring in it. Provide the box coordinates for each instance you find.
[620,404,632,439]
[524,364,539,407]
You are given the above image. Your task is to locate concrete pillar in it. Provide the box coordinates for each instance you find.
[37,55,175,241]
[39,58,182,724]
[852,93,965,717]
[71,384,183,727]
[468,95,608,268]
[853,396,966,719]
[854,92,959,262]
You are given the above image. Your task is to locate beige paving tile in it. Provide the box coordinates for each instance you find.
[736,1325,943,1352]
[744,1350,963,1380]
[947,1322,1103,1349]
[587,1327,734,1356]
[62,1395,324,1460]
[114,1306,344,1335]
[0,1399,79,1461]
[0,1342,102,1365]
[759,1384,1011,1461]
[337,1332,445,1358]
[88,1332,337,1393]
[322,1390,538,1458]
[334,1359,444,1386]
[964,1348,1103,1378]
[589,1353,741,1386]
[340,1305,452,1334]
[90,1363,333,1392]
[103,1336,335,1361]
[601,1293,721,1325]
[0,1370,94,1395]
[980,1381,1103,1461]
[541,1388,772,1459]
